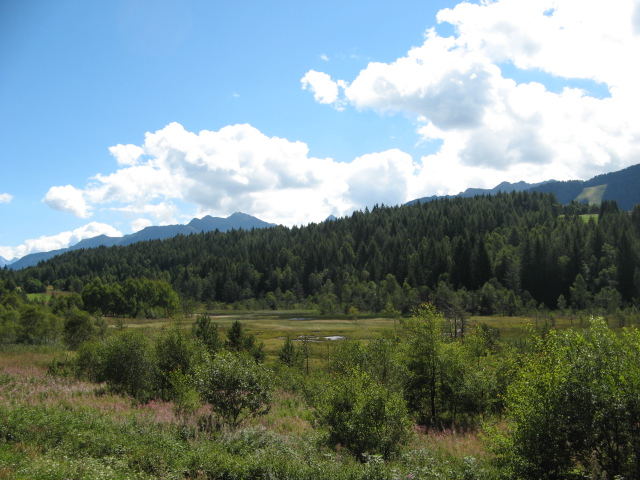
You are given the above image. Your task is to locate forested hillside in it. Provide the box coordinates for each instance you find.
[4,191,640,316]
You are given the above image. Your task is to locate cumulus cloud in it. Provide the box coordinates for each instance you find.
[0,222,122,260]
[118,202,179,225]
[0,193,13,204]
[301,70,345,107]
[43,122,424,227]
[131,218,153,232]
[109,143,144,166]
[344,150,418,208]
[303,0,640,192]
[42,185,91,218]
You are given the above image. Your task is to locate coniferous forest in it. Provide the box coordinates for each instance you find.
[1,191,640,479]
[4,191,640,316]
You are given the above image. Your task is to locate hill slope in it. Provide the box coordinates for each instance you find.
[409,163,640,209]
[9,212,276,270]
[6,191,640,310]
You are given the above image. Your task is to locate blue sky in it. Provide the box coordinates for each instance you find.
[1,0,640,260]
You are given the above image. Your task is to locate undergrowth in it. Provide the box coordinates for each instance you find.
[0,363,500,480]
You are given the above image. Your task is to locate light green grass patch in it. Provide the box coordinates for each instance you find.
[575,184,607,205]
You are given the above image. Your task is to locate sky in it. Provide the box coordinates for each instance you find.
[1,0,640,261]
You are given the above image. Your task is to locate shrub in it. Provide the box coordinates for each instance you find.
[317,368,413,461]
[492,319,640,479]
[200,351,273,428]
[63,308,96,349]
[75,329,157,401]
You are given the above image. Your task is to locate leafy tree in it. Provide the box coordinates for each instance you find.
[17,304,62,345]
[24,277,46,293]
[63,308,96,349]
[402,303,447,426]
[569,273,591,310]
[200,351,272,428]
[317,368,412,461]
[493,319,640,479]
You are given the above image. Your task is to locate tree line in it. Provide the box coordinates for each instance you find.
[3,192,640,318]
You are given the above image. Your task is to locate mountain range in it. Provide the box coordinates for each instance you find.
[0,256,15,268]
[8,212,276,270]
[409,163,640,210]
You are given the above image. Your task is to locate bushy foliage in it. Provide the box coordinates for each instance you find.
[317,368,413,461]
[154,322,210,401]
[492,319,640,479]
[63,308,96,349]
[16,303,62,345]
[76,329,157,400]
[82,276,180,318]
[200,350,273,428]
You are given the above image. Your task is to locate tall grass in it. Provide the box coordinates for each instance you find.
[0,353,500,479]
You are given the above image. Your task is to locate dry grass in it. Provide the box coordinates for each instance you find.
[412,424,494,461]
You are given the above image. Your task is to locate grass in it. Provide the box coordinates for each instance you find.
[575,184,607,205]
[100,308,634,362]
[0,347,500,479]
[580,213,598,223]
[104,311,400,362]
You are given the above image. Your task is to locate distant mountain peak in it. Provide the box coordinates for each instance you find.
[10,212,276,270]
[0,256,17,267]
[407,163,640,211]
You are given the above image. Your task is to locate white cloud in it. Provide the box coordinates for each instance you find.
[0,193,13,204]
[0,222,122,260]
[320,54,329,61]
[109,143,144,166]
[304,0,640,193]
[131,218,153,232]
[42,185,91,218]
[117,201,179,225]
[45,122,424,227]
[344,150,418,208]
[301,70,344,107]
[437,0,640,89]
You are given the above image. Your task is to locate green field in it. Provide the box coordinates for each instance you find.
[102,309,630,363]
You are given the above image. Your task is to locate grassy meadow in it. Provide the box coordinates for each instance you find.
[0,311,494,479]
[1,309,636,479]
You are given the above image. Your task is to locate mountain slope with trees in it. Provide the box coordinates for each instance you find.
[409,163,640,210]
[4,192,640,316]
[10,212,276,270]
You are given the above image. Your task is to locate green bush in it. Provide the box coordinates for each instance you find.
[200,350,273,428]
[492,319,640,479]
[317,368,413,461]
[75,330,157,401]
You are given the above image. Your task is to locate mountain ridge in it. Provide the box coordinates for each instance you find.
[408,163,640,209]
[9,212,276,270]
[0,256,16,268]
